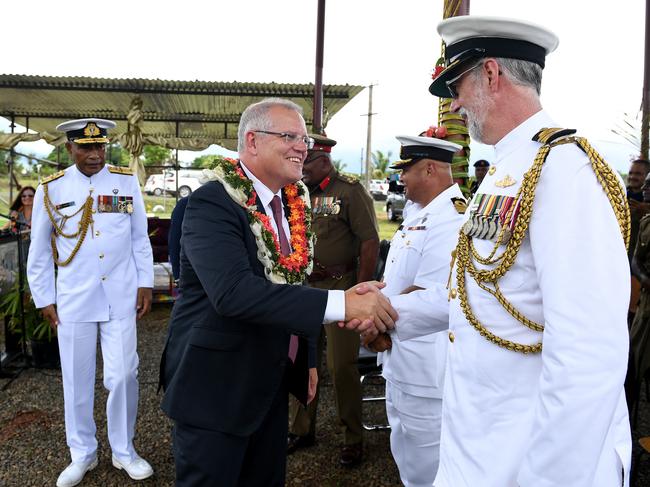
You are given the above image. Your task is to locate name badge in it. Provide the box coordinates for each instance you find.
[55,201,76,210]
[97,195,134,214]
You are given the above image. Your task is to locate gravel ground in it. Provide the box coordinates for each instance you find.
[0,305,400,487]
[1,304,649,487]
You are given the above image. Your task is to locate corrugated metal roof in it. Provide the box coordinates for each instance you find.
[0,74,364,150]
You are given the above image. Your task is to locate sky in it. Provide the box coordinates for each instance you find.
[0,0,646,175]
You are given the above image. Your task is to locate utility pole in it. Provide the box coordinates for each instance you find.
[312,0,326,134]
[361,84,377,189]
[642,0,649,158]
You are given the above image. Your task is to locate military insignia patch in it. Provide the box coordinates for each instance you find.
[97,195,134,214]
[84,122,101,137]
[42,170,65,184]
[107,166,134,176]
[495,174,517,188]
[451,197,467,214]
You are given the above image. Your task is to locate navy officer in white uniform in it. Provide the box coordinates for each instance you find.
[27,118,154,487]
[349,16,632,487]
[367,134,464,487]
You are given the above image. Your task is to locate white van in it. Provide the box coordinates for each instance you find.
[144,169,203,198]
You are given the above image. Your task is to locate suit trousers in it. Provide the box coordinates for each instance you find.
[386,381,442,487]
[289,321,362,445]
[173,373,289,487]
[57,315,139,463]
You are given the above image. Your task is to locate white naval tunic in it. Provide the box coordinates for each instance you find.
[393,110,631,487]
[380,184,464,487]
[28,164,153,320]
[27,163,153,463]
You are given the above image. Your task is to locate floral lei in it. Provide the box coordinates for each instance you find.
[202,156,313,285]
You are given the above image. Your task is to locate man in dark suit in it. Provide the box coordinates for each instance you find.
[160,98,396,487]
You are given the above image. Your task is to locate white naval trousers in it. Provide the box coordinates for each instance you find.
[57,314,139,464]
[386,381,443,487]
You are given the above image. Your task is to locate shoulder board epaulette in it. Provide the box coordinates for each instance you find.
[41,170,65,184]
[337,173,359,184]
[451,197,467,214]
[532,128,577,145]
[108,166,134,176]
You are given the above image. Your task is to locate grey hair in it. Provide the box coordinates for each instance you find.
[470,57,543,95]
[237,98,304,152]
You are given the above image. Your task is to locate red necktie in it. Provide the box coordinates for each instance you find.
[270,195,299,363]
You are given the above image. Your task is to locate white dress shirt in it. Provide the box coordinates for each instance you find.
[240,162,344,322]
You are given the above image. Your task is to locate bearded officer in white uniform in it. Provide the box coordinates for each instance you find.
[349,17,632,487]
[366,134,464,487]
[27,119,155,487]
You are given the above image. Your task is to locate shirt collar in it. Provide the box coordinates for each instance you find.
[70,163,109,181]
[239,160,282,211]
[493,109,555,162]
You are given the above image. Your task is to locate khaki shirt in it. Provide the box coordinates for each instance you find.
[309,168,378,290]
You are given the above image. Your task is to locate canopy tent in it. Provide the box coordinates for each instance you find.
[0,74,364,182]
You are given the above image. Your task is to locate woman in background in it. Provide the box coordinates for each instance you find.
[5,186,36,233]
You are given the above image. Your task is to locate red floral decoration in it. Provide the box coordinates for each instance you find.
[431,57,445,80]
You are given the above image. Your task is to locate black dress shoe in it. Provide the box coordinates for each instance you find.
[287,433,315,454]
[339,443,362,467]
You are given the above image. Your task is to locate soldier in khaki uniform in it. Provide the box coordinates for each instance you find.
[288,134,379,466]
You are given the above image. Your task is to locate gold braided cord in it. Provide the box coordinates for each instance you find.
[574,137,630,249]
[456,136,631,354]
[43,184,94,267]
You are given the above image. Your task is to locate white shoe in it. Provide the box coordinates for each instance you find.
[112,454,154,480]
[56,458,98,487]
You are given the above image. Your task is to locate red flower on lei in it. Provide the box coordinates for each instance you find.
[219,158,312,283]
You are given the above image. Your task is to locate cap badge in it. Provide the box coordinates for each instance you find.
[83,123,101,137]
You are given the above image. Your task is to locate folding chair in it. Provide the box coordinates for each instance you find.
[358,346,390,431]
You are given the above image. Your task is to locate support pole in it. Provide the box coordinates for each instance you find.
[313,0,326,134]
[642,0,650,158]
[364,84,375,189]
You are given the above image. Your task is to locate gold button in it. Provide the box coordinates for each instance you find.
[92,209,96,214]
[448,331,455,343]
[95,231,100,237]
[406,240,411,246]
[99,253,104,259]
[450,288,457,299]
[488,166,496,175]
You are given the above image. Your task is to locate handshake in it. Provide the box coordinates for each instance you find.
[340,281,397,343]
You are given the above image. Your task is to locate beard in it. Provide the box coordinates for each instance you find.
[459,83,491,144]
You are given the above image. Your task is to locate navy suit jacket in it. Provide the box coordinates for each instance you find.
[160,180,327,436]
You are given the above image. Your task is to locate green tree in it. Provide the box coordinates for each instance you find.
[332,158,347,172]
[45,145,72,167]
[371,150,393,179]
[143,145,172,166]
[191,154,221,169]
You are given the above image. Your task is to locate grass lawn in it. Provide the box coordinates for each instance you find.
[374,199,399,241]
